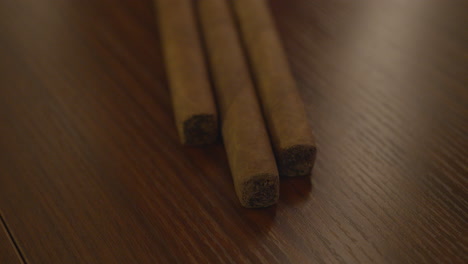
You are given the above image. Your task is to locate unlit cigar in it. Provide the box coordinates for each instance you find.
[232,0,317,177]
[154,0,218,145]
[197,0,279,207]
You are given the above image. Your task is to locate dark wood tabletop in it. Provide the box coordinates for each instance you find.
[1,0,467,263]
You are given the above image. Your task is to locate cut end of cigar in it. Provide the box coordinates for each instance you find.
[240,174,279,208]
[278,145,317,177]
[183,114,218,146]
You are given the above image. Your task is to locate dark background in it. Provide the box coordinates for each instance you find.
[0,0,467,263]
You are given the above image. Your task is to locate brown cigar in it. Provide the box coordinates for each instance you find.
[197,0,279,207]
[154,0,218,145]
[231,0,317,177]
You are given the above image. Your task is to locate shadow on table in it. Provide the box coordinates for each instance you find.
[279,175,313,205]
[237,175,314,237]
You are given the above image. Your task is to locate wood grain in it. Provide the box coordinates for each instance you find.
[0,216,23,264]
[0,0,467,263]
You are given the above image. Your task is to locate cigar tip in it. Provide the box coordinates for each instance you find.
[240,174,279,208]
[278,144,317,177]
[183,114,218,146]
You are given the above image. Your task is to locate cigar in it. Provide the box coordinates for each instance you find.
[231,0,317,177]
[154,0,218,145]
[197,0,279,207]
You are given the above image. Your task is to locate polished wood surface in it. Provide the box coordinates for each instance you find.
[0,0,467,263]
[0,216,23,264]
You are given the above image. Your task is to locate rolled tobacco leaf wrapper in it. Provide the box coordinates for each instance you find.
[155,0,218,145]
[197,0,279,207]
[232,0,317,176]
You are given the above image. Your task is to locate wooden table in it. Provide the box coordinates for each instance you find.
[1,0,467,263]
